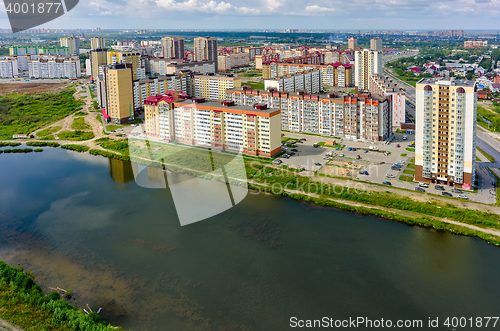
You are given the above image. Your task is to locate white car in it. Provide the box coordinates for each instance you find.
[418,183,429,188]
[457,194,469,200]
[340,153,345,157]
[402,135,408,140]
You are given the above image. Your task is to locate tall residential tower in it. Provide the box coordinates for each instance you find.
[194,37,218,71]
[161,36,185,59]
[415,78,477,189]
[354,49,382,92]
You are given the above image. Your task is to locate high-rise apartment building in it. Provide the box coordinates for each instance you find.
[194,75,241,101]
[91,37,105,50]
[348,36,358,50]
[415,78,477,189]
[107,50,141,80]
[355,49,382,92]
[464,40,488,48]
[60,37,80,55]
[161,36,185,59]
[28,57,81,78]
[370,38,382,51]
[194,37,218,71]
[90,48,108,80]
[144,97,282,157]
[0,58,19,78]
[104,64,135,124]
[264,69,321,94]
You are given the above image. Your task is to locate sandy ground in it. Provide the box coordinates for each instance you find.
[0,83,69,95]
[0,318,24,331]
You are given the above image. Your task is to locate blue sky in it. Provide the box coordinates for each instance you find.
[1,0,499,30]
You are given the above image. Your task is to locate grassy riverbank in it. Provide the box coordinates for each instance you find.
[0,261,126,331]
[0,89,83,140]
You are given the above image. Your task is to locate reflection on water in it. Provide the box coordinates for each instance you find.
[0,148,500,331]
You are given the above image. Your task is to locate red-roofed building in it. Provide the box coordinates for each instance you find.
[144,91,189,137]
[494,76,500,84]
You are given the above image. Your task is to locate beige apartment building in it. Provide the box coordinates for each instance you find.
[348,36,357,50]
[370,38,382,51]
[91,37,105,50]
[90,48,107,80]
[144,96,281,157]
[415,78,477,189]
[107,50,141,80]
[60,37,79,55]
[194,75,241,101]
[161,36,185,59]
[104,64,135,124]
[369,74,406,127]
[194,37,218,71]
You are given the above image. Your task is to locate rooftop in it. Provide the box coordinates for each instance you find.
[417,77,476,87]
[175,99,278,114]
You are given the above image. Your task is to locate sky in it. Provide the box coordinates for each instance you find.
[0,0,499,31]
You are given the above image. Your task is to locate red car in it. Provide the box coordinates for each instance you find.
[396,144,400,148]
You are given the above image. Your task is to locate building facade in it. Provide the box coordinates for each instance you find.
[104,64,135,124]
[194,37,218,71]
[355,49,383,92]
[91,37,105,50]
[0,58,19,78]
[415,78,477,189]
[165,60,216,75]
[218,53,251,71]
[464,40,488,48]
[348,36,358,50]
[264,69,321,94]
[28,57,81,78]
[369,74,406,126]
[144,97,281,157]
[226,88,392,141]
[194,75,241,101]
[370,38,382,51]
[161,36,185,59]
[60,37,80,55]
[107,50,141,80]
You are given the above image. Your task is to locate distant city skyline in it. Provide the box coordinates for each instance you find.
[0,0,499,31]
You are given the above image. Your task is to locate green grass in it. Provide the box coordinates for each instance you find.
[36,126,61,137]
[410,158,415,163]
[71,117,92,130]
[74,111,87,116]
[106,124,123,131]
[399,175,415,182]
[406,148,415,152]
[242,81,265,90]
[0,89,83,140]
[477,105,500,132]
[123,118,143,126]
[403,169,416,175]
[407,163,416,169]
[39,134,55,140]
[96,139,129,155]
[476,156,481,161]
[26,142,60,148]
[88,86,96,99]
[57,130,94,141]
[61,144,90,152]
[401,153,407,157]
[318,142,342,148]
[477,146,496,163]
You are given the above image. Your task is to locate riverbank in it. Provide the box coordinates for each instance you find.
[0,261,126,331]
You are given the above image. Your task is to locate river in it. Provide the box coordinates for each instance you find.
[0,146,499,330]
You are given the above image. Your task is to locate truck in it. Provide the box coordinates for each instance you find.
[369,146,379,151]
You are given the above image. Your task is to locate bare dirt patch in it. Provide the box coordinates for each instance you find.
[0,83,69,95]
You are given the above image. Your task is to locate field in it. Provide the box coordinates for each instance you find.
[242,81,265,90]
[0,89,83,140]
[0,83,68,95]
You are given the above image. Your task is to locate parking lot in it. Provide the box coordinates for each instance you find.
[278,132,495,204]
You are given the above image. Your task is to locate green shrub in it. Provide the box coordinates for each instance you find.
[57,130,94,141]
[89,149,130,161]
[34,148,43,152]
[26,141,60,148]
[36,126,61,137]
[0,142,21,147]
[61,144,90,152]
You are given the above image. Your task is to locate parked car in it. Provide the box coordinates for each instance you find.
[392,164,402,168]
[435,185,445,191]
[402,135,408,140]
[348,147,353,151]
[110,130,116,133]
[336,147,342,151]
[356,155,361,159]
[442,192,453,197]
[352,148,357,151]
[415,187,426,192]
[408,144,415,148]
[291,148,298,152]
[315,163,322,166]
[418,183,429,188]
[382,181,392,186]
[287,152,295,156]
[340,153,345,157]
[364,150,369,153]
[386,174,395,178]
[396,144,400,148]
[457,194,469,200]
[391,166,401,171]
[301,138,307,141]
[451,188,462,194]
[282,154,290,159]
[272,159,282,165]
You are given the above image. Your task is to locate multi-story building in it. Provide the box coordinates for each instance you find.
[194,75,241,101]
[264,69,321,94]
[415,78,477,189]
[144,96,281,157]
[28,57,81,78]
[107,50,141,80]
[348,36,358,50]
[0,58,19,78]
[370,38,383,51]
[104,64,135,124]
[464,40,488,48]
[60,37,80,55]
[218,53,251,71]
[132,72,193,110]
[262,61,353,88]
[369,74,406,126]
[194,37,218,71]
[161,36,185,59]
[165,60,216,75]
[90,48,108,80]
[355,49,383,92]
[226,88,392,141]
[9,46,38,56]
[38,47,71,56]
[91,37,105,50]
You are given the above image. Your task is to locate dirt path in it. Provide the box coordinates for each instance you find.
[0,318,24,331]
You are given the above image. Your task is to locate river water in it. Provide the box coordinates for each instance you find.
[0,147,499,330]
